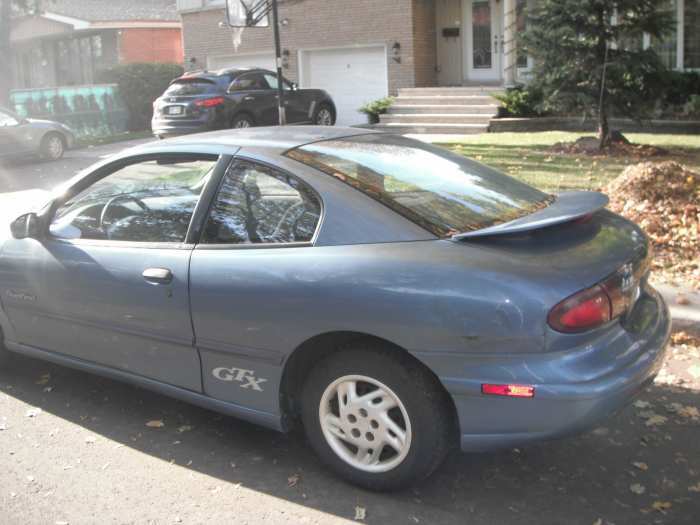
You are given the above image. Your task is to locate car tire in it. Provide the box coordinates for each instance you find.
[40,132,66,161]
[300,342,454,491]
[313,104,334,126]
[231,113,255,129]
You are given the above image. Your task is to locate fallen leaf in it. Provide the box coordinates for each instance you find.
[652,501,672,512]
[177,425,193,433]
[25,408,41,418]
[36,373,51,385]
[592,519,602,525]
[633,400,651,409]
[630,483,646,495]
[632,462,649,471]
[287,474,300,487]
[688,482,700,492]
[146,420,165,428]
[85,436,96,444]
[644,414,668,427]
[354,506,366,521]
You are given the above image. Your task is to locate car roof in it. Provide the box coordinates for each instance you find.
[126,126,382,156]
[175,68,273,83]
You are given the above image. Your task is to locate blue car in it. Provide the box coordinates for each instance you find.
[0,127,670,490]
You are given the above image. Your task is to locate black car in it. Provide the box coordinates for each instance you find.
[151,68,336,137]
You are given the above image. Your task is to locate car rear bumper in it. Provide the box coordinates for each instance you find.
[439,284,671,452]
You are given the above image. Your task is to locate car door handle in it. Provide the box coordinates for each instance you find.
[244,96,255,101]
[142,268,173,285]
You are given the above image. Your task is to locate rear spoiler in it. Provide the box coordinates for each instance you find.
[452,191,609,240]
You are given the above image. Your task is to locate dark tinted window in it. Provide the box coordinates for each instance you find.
[202,160,321,245]
[50,157,218,243]
[286,134,552,237]
[164,80,220,96]
[228,73,268,91]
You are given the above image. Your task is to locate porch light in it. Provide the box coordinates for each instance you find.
[392,41,401,64]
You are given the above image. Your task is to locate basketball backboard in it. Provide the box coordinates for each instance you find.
[226,0,270,27]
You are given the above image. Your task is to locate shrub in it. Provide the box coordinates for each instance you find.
[359,97,395,124]
[97,63,184,131]
[493,85,545,117]
[683,94,700,118]
[661,71,700,107]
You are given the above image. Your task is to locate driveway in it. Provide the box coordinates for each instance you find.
[0,142,699,525]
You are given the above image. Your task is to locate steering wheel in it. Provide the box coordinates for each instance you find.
[99,195,150,236]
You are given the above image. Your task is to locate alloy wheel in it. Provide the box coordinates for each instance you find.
[46,135,64,159]
[316,108,333,126]
[319,374,412,473]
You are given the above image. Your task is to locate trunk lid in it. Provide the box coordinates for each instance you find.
[460,208,651,299]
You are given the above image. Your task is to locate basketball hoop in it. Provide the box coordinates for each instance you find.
[225,0,287,125]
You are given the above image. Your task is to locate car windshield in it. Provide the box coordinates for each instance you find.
[285,134,553,237]
[164,80,220,96]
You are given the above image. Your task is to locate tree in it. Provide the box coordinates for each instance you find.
[521,0,673,149]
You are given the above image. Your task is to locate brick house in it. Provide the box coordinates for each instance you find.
[178,0,698,127]
[11,0,184,90]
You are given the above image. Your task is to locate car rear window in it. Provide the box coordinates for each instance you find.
[285,134,553,237]
[164,79,220,96]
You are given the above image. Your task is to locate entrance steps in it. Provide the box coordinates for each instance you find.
[373,86,503,135]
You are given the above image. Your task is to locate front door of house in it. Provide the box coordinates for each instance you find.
[464,0,502,82]
[436,0,464,86]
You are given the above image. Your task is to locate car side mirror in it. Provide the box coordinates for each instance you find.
[10,212,43,240]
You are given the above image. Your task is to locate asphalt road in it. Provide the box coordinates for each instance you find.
[1,144,699,525]
[0,138,153,194]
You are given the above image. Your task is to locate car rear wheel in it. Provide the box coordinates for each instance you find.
[314,105,334,126]
[40,132,65,161]
[231,114,254,129]
[300,343,453,491]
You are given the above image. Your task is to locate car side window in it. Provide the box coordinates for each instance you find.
[50,156,218,243]
[228,73,267,92]
[202,160,321,245]
[263,74,292,91]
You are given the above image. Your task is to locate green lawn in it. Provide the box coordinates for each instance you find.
[436,132,700,192]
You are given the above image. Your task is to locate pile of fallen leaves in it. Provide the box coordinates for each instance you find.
[605,161,700,289]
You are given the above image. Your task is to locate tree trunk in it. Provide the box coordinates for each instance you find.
[598,110,610,150]
[0,0,13,106]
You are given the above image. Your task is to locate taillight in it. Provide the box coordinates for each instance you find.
[548,284,612,333]
[195,97,225,108]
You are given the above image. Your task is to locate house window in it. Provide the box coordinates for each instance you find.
[651,0,678,69]
[684,0,700,68]
[472,0,492,69]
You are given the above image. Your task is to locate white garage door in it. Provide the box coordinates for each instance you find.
[207,52,276,71]
[299,46,388,126]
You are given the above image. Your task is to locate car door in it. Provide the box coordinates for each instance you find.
[0,152,226,391]
[228,72,279,126]
[189,158,322,414]
[262,73,309,123]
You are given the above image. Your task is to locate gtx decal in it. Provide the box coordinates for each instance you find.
[212,367,268,392]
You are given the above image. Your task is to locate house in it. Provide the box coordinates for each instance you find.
[178,0,697,128]
[11,0,184,90]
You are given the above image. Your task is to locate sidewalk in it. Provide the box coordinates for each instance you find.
[655,282,700,334]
